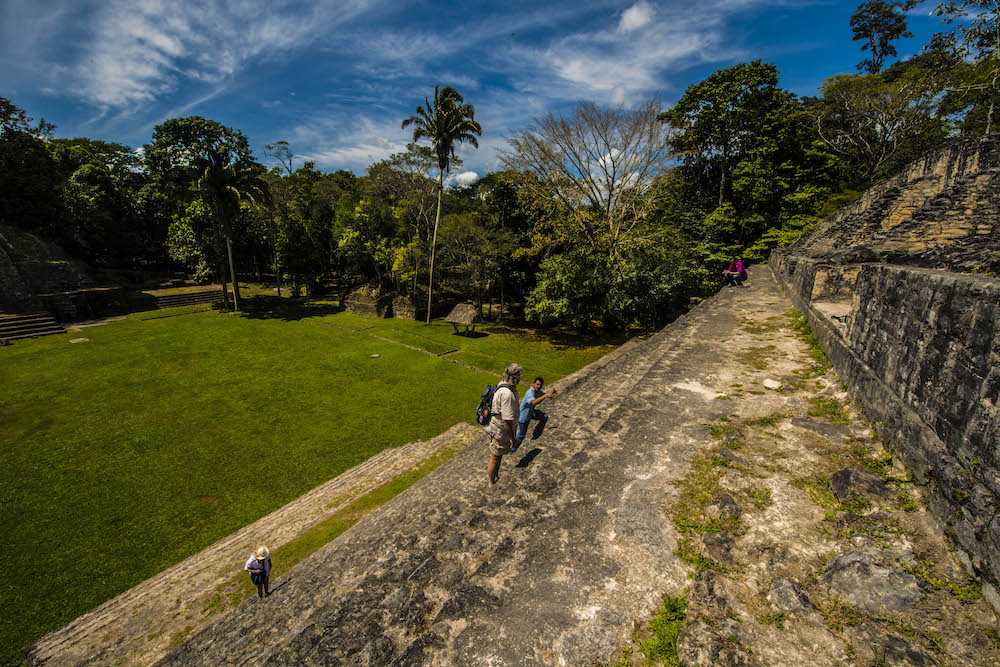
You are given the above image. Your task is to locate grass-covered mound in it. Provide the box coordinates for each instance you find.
[0,299,617,665]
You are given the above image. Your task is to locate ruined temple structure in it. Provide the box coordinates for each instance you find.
[26,138,1000,666]
[771,135,1000,601]
[342,285,417,320]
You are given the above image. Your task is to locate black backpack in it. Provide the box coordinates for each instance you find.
[476,384,510,426]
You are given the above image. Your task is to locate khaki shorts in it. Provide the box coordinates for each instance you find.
[488,432,512,456]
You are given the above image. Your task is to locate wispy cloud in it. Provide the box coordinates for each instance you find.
[66,0,381,110]
[619,1,655,33]
[287,113,410,173]
[537,1,754,105]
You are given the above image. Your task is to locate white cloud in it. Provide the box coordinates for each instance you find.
[618,1,655,33]
[610,85,627,106]
[453,171,479,186]
[67,0,379,110]
[287,114,410,174]
[538,2,750,106]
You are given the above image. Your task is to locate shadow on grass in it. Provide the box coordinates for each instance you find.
[237,296,342,322]
[451,330,489,339]
[483,321,632,351]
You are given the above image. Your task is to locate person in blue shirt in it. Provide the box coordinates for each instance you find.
[512,376,561,452]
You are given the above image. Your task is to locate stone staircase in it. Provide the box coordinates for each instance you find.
[0,312,65,341]
[151,285,729,666]
[152,290,223,309]
[791,137,1000,273]
[24,423,483,666]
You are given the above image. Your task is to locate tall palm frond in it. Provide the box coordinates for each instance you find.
[402,85,482,323]
[195,157,270,311]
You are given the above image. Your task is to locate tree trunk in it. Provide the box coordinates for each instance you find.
[499,275,505,323]
[219,262,230,310]
[425,171,444,325]
[987,67,998,135]
[718,159,727,208]
[274,246,282,298]
[270,210,282,298]
[226,235,241,313]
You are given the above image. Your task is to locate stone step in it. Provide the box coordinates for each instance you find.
[0,313,65,340]
[24,423,483,667]
[2,328,67,341]
[153,291,221,308]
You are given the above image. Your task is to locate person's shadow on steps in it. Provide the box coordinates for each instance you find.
[514,447,543,468]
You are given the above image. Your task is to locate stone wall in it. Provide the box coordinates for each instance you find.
[773,257,1000,594]
[789,136,1000,275]
[769,136,1000,605]
[0,243,34,311]
[342,285,416,320]
[37,287,129,323]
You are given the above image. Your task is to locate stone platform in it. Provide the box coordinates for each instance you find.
[29,266,1000,666]
[153,267,997,666]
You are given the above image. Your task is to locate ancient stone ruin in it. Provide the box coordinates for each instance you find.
[771,135,1000,601]
[25,137,1000,666]
[342,285,416,320]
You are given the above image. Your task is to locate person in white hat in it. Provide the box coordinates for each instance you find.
[244,546,272,598]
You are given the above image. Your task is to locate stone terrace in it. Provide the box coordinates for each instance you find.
[135,267,997,666]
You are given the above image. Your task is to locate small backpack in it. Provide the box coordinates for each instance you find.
[476,385,498,425]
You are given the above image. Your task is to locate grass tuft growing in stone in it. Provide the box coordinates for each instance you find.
[808,396,850,424]
[793,474,839,510]
[755,610,787,630]
[743,412,787,428]
[820,597,863,632]
[636,595,689,666]
[669,451,743,574]
[786,309,830,377]
[707,422,743,439]
[748,487,773,510]
[903,561,982,604]
[736,345,777,370]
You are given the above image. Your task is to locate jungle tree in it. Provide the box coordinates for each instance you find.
[145,116,259,309]
[851,1,916,74]
[402,85,482,323]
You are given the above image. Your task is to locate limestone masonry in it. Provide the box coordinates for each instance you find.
[26,137,1000,666]
[771,135,1000,602]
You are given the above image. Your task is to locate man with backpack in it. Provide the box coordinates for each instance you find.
[483,363,522,488]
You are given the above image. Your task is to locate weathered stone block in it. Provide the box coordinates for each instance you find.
[822,551,923,612]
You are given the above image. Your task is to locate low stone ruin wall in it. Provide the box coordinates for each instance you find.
[771,252,1000,606]
[342,286,416,320]
[36,287,129,322]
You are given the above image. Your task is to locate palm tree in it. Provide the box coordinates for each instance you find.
[402,85,482,324]
[196,155,270,312]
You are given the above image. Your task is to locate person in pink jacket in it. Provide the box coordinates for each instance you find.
[724,257,747,287]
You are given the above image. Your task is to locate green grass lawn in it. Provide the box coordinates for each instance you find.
[0,298,614,665]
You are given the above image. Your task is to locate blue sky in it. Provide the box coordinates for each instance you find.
[2,0,945,182]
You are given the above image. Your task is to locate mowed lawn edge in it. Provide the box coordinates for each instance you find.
[0,303,614,665]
